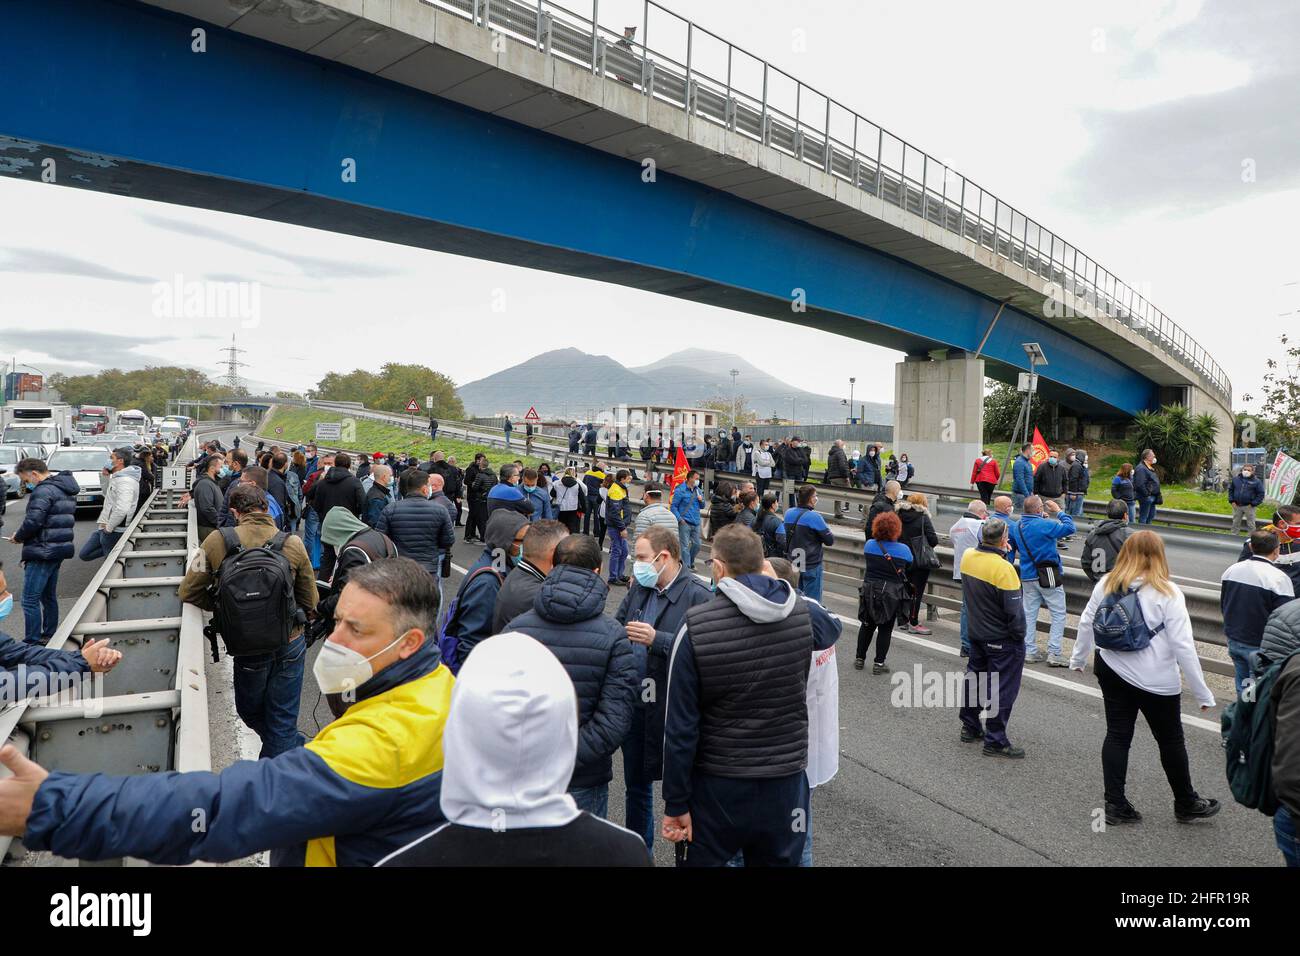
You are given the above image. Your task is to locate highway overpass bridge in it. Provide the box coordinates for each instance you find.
[0,0,1233,483]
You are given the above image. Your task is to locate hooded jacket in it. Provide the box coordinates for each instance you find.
[98,465,141,533]
[375,492,455,574]
[1012,455,1034,497]
[662,574,814,816]
[825,444,851,480]
[23,642,454,866]
[553,475,585,513]
[375,634,648,867]
[895,500,938,559]
[491,559,547,635]
[14,472,78,562]
[857,449,883,487]
[317,509,397,626]
[507,565,638,790]
[1082,518,1131,583]
[191,471,225,537]
[604,482,630,532]
[447,510,529,665]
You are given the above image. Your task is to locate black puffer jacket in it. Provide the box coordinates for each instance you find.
[825,444,851,480]
[507,565,638,789]
[374,493,455,573]
[895,500,938,560]
[307,466,365,519]
[431,461,463,499]
[470,467,498,502]
[14,472,79,562]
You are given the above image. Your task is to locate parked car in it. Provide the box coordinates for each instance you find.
[0,444,37,498]
[44,445,114,510]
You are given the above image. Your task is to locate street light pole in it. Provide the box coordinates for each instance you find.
[729,368,739,429]
[849,377,856,424]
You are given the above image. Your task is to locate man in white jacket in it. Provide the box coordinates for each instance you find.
[79,447,141,562]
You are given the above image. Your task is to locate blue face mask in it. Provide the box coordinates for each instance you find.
[0,593,12,621]
[632,557,662,588]
[23,480,36,491]
[1048,457,1058,466]
[218,465,232,478]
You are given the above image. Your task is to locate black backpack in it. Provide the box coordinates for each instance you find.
[1222,648,1300,815]
[206,528,299,661]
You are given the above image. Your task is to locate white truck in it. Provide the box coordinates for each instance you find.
[0,402,74,457]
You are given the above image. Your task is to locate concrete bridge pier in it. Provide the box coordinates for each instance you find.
[893,352,984,490]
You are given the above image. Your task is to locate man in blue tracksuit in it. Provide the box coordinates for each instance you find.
[782,485,835,602]
[1008,495,1074,666]
[521,468,553,522]
[1011,443,1034,510]
[671,470,705,570]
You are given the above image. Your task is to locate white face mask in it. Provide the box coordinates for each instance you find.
[312,631,408,696]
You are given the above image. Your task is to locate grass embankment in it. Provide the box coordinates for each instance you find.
[977,440,1233,516]
[258,407,557,472]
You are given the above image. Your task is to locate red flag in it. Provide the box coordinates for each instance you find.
[668,445,690,491]
[1029,427,1050,473]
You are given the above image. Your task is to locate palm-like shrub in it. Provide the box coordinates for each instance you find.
[1130,405,1221,483]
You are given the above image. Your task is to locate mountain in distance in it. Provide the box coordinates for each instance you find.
[455,347,893,425]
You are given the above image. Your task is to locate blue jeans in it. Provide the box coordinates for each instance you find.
[1276,804,1299,867]
[1122,500,1136,523]
[78,528,122,562]
[1227,638,1257,697]
[21,559,61,644]
[622,718,656,854]
[608,532,628,581]
[232,635,307,758]
[799,564,824,602]
[1138,497,1157,524]
[1023,581,1067,657]
[570,783,609,819]
[959,601,971,654]
[303,506,322,570]
[504,432,512,450]
[679,522,701,569]
[1012,492,1026,511]
[1066,493,1085,517]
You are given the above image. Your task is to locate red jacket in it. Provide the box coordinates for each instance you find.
[970,456,1001,484]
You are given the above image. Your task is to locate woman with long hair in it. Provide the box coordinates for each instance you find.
[1111,462,1136,523]
[856,511,913,675]
[1070,530,1220,825]
[895,491,939,635]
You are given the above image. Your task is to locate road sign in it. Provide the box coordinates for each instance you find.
[315,422,342,441]
[425,395,434,410]
[1017,372,1039,393]
[405,398,420,413]
[274,426,283,435]
[161,466,187,490]
[524,406,541,423]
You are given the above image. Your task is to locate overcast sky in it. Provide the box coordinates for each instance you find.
[0,0,1294,410]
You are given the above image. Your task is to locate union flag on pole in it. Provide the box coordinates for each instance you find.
[1029,427,1050,472]
[668,445,690,492]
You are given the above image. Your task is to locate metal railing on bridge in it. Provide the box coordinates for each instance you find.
[0,427,223,866]
[427,0,1230,405]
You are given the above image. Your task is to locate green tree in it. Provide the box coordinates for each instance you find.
[48,366,227,417]
[1242,333,1300,453]
[983,379,1041,442]
[1130,404,1221,483]
[697,394,757,427]
[310,364,465,419]
[275,390,304,400]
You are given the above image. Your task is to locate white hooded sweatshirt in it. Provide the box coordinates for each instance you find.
[438,632,581,830]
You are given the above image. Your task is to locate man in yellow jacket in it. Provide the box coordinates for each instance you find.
[0,558,454,867]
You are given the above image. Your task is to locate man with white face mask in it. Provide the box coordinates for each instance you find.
[375,632,648,866]
[0,558,455,868]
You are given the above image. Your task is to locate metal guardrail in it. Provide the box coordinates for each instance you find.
[275,403,1249,536]
[0,428,221,865]
[425,0,1230,405]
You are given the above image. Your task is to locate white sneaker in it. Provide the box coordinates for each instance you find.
[1024,650,1044,664]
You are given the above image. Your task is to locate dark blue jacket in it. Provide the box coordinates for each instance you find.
[1012,455,1034,497]
[1111,474,1135,502]
[508,565,637,789]
[485,482,534,518]
[856,451,882,487]
[1229,472,1266,507]
[14,472,79,563]
[783,507,834,569]
[1134,462,1161,501]
[446,548,507,665]
[522,483,553,521]
[0,630,89,694]
[614,566,713,780]
[374,493,455,574]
